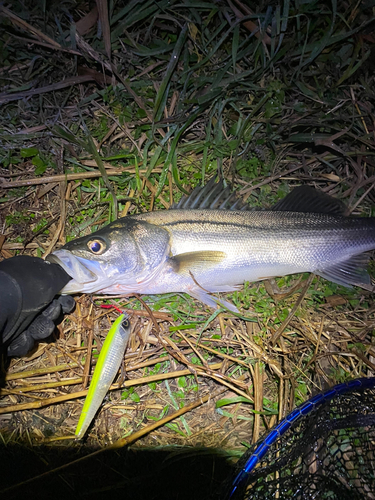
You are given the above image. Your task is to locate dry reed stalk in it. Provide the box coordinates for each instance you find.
[0,363,224,415]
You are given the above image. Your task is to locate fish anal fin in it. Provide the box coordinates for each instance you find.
[316,253,374,291]
[171,251,227,276]
[272,186,347,215]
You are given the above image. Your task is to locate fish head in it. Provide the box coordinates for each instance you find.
[47,217,171,294]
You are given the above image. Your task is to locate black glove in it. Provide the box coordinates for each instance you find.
[0,256,75,357]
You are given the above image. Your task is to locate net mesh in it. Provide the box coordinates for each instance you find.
[226,378,375,500]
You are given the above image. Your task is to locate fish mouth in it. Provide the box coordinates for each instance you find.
[46,249,102,293]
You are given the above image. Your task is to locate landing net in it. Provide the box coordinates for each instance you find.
[226,378,375,499]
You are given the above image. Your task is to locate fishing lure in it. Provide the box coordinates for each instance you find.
[75,311,131,439]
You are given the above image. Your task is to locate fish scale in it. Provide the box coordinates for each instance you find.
[140,209,374,267]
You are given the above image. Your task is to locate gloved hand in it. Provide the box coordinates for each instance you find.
[0,255,75,357]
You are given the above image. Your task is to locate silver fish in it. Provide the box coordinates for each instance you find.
[47,180,375,311]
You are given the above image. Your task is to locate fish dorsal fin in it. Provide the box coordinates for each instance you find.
[172,177,250,211]
[271,186,347,215]
[172,180,347,215]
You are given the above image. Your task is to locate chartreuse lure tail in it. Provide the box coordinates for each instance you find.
[75,314,131,439]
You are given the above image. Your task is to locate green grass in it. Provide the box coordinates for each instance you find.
[0,0,374,456]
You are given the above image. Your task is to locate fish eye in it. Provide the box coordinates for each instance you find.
[121,318,130,329]
[87,238,106,255]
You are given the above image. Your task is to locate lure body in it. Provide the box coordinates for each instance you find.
[75,314,131,439]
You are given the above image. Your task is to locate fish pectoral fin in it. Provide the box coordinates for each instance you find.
[170,251,238,311]
[316,253,374,291]
[171,251,227,276]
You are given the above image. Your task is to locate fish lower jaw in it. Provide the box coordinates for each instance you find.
[60,279,150,295]
[59,277,116,295]
[88,283,147,295]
